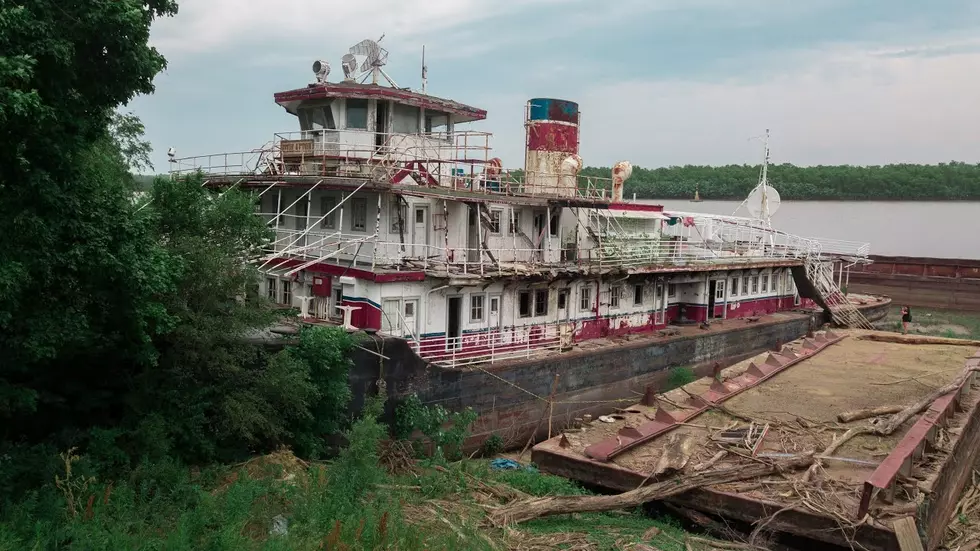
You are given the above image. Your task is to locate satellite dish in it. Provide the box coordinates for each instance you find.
[341,54,357,80]
[745,183,781,221]
[312,60,330,83]
[349,38,388,72]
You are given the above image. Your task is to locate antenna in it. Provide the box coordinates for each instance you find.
[734,128,780,226]
[421,45,428,94]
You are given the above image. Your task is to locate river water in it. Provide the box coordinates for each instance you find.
[644,199,980,260]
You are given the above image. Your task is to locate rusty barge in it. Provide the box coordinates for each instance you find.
[848,255,980,312]
[530,330,980,550]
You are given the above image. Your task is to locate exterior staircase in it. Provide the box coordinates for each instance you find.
[803,256,875,330]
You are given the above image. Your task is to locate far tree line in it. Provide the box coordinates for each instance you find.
[582,162,980,200]
[139,161,980,200]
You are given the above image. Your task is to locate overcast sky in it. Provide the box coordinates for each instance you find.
[130,0,980,173]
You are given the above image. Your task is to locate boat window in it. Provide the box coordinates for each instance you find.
[298,102,336,131]
[351,198,367,231]
[580,286,592,312]
[715,280,726,300]
[667,283,676,298]
[392,103,420,134]
[489,210,502,234]
[609,286,621,309]
[557,290,567,310]
[266,278,278,302]
[761,274,769,293]
[470,295,484,322]
[730,277,739,296]
[534,289,549,316]
[634,284,644,305]
[519,291,532,318]
[751,276,759,294]
[549,210,559,237]
[320,196,338,229]
[425,112,449,135]
[346,98,368,129]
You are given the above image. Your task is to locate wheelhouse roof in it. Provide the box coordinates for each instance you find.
[274,82,487,123]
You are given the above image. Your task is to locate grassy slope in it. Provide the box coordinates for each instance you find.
[0,448,703,551]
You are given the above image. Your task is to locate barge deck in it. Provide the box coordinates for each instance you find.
[530,330,980,550]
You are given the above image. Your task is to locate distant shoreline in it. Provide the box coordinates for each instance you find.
[636,197,980,203]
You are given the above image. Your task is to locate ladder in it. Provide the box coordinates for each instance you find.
[804,256,875,330]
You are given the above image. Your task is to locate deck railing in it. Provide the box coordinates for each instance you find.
[168,130,618,202]
[409,324,563,369]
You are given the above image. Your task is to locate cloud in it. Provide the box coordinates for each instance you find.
[573,39,980,167]
[151,0,571,56]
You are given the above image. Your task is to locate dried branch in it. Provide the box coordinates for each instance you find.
[486,453,815,526]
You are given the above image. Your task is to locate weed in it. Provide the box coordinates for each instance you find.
[666,366,696,390]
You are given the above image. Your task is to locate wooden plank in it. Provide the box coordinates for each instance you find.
[891,517,924,551]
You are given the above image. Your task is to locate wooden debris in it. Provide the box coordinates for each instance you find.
[838,405,904,423]
[652,433,697,477]
[858,333,980,347]
[692,451,728,472]
[891,516,925,551]
[486,454,815,526]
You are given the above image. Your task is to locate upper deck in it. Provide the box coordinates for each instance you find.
[167,38,872,280]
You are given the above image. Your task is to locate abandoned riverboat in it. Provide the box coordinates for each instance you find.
[169,38,889,444]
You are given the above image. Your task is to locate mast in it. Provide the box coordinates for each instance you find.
[759,128,770,225]
[421,45,428,94]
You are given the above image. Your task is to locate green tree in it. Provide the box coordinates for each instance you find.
[0,0,178,439]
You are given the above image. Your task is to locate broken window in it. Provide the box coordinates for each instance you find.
[519,291,532,318]
[489,210,502,234]
[534,289,548,316]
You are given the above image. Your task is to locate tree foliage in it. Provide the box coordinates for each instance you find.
[0,0,361,496]
[580,162,980,201]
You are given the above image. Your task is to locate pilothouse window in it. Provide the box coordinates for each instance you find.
[345,98,368,129]
[392,103,421,134]
[298,102,336,131]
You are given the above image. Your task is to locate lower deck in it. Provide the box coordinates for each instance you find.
[263,263,837,367]
[530,331,980,550]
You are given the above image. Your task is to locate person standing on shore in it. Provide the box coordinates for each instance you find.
[901,306,912,334]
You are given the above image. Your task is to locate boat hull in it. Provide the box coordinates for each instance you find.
[349,298,891,451]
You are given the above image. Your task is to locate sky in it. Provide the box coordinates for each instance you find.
[130,0,980,173]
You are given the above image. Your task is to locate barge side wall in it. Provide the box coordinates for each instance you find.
[350,314,813,447]
[919,353,980,550]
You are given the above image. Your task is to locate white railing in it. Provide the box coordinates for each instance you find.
[256,229,818,278]
[409,324,563,368]
[168,130,619,202]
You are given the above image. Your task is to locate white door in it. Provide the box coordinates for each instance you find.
[412,205,429,258]
[382,299,400,335]
[557,289,570,322]
[402,299,419,338]
[654,282,666,324]
[488,294,501,331]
